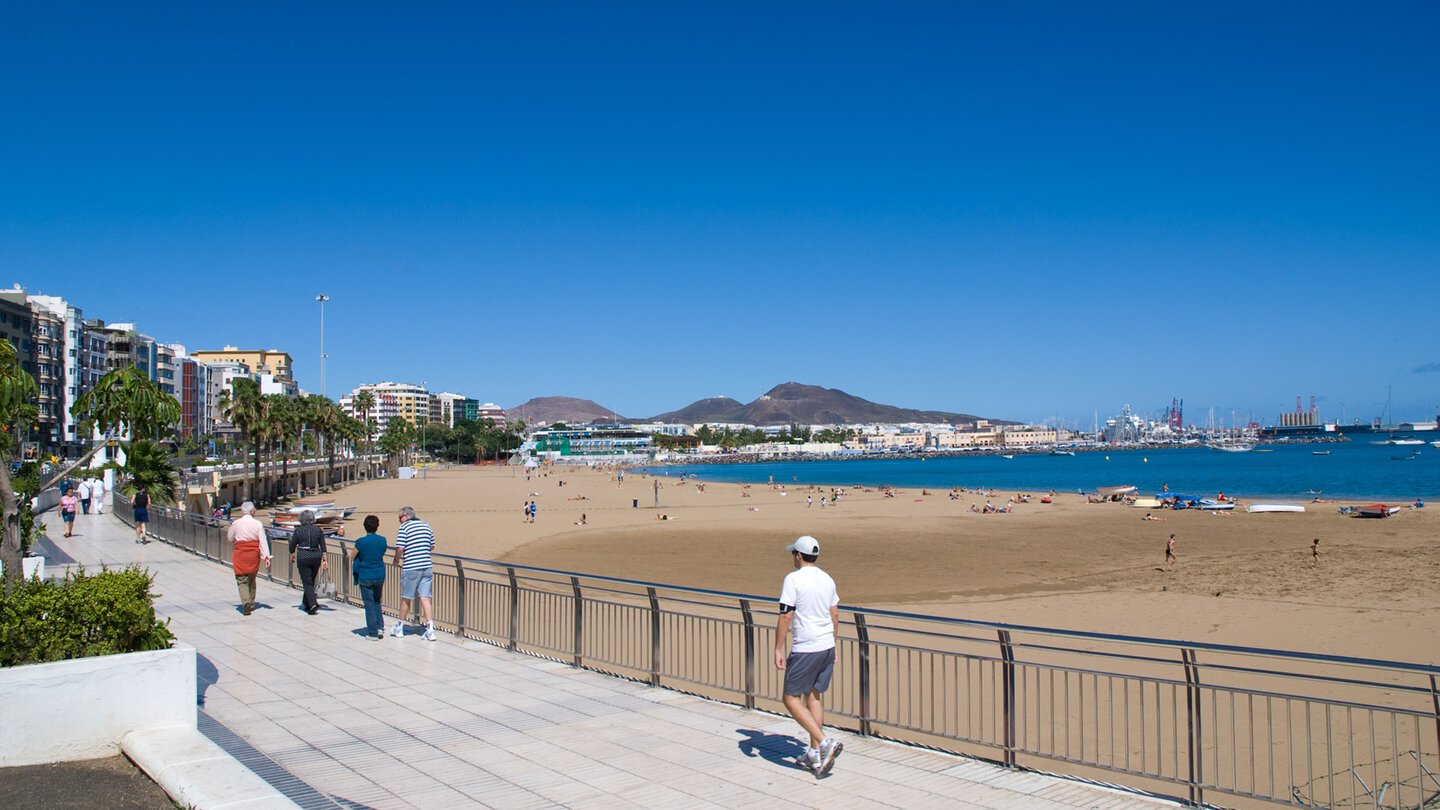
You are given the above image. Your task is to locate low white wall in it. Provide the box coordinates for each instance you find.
[0,644,195,766]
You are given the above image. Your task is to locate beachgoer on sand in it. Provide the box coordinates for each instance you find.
[1164,534,1177,571]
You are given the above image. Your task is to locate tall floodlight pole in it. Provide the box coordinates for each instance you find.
[315,294,330,398]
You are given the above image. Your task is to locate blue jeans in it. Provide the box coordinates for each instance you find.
[358,580,385,637]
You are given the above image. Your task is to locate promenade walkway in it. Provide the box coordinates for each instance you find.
[40,509,1180,810]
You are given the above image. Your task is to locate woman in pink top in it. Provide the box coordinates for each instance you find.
[59,489,79,537]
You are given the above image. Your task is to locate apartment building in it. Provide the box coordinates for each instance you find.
[190,347,296,396]
[345,382,430,435]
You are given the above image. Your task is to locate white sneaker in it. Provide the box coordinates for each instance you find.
[423,624,437,642]
[817,737,843,775]
[798,748,822,774]
[390,621,404,638]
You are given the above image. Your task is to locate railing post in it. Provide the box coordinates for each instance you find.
[507,566,519,651]
[571,576,583,668]
[1431,675,1440,782]
[647,586,661,687]
[855,612,872,737]
[739,599,755,709]
[339,544,351,604]
[1183,648,1203,807]
[454,559,467,637]
[999,628,1017,768]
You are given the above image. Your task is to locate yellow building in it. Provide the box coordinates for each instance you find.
[191,346,294,383]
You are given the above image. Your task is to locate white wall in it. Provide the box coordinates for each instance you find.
[0,645,196,766]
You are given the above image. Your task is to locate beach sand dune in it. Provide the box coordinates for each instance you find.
[317,465,1439,664]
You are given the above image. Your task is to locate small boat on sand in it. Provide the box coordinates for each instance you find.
[1096,485,1137,497]
[1198,499,1235,510]
[1356,504,1400,518]
[1246,503,1306,513]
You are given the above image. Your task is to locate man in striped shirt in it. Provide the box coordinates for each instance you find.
[391,506,437,641]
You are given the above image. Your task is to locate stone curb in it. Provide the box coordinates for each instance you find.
[123,726,299,810]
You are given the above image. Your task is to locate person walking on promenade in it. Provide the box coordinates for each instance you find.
[132,485,151,544]
[1164,533,1177,571]
[77,477,92,515]
[91,475,107,515]
[774,534,843,776]
[349,514,387,639]
[391,506,436,641]
[59,486,78,537]
[288,510,328,615]
[228,501,272,615]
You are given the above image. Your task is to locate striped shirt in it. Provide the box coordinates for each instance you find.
[396,518,434,571]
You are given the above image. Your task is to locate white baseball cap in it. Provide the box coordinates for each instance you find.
[785,535,820,555]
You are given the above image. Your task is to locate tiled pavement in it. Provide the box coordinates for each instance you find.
[41,510,1181,810]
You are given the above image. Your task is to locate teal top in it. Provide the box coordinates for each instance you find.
[353,533,388,582]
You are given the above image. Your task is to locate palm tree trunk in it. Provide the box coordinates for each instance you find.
[250,444,261,503]
[0,460,23,592]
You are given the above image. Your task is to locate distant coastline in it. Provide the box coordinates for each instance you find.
[642,433,1347,467]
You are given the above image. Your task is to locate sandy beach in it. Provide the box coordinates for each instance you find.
[290,464,1439,665]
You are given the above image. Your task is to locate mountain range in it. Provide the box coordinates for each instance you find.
[508,382,1007,427]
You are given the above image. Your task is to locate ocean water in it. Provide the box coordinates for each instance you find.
[648,439,1438,501]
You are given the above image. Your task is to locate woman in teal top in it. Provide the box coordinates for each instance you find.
[348,515,388,639]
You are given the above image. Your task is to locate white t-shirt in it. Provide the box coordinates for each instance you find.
[779,565,839,653]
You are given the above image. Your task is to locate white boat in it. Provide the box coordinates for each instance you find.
[1096,485,1137,497]
[1210,442,1255,453]
[1198,499,1236,511]
[1002,454,1015,459]
[1246,503,1306,513]
[1312,450,1330,455]
[1433,441,1440,448]
[1372,438,1424,446]
[1048,450,1075,456]
[1356,504,1401,518]
[1129,497,1162,508]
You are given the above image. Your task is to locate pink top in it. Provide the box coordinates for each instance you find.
[60,494,78,513]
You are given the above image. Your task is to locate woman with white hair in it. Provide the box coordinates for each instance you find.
[227,501,272,615]
[288,510,329,615]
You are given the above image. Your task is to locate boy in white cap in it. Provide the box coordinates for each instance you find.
[774,534,843,776]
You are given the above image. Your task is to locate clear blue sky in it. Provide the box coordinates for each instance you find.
[4,3,1437,427]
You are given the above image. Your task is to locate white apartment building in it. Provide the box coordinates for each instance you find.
[345,382,430,435]
[27,295,85,449]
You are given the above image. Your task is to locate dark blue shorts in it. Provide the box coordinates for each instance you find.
[134,507,149,523]
[783,647,836,697]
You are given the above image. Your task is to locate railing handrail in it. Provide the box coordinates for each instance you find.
[161,498,1439,678]
[125,496,1440,809]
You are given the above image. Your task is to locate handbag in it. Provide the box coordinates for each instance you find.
[317,566,337,598]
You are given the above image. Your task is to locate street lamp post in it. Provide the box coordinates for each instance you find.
[315,294,330,398]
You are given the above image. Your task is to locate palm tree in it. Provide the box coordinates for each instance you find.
[121,439,181,505]
[301,394,342,490]
[378,416,414,472]
[222,378,265,502]
[352,390,376,475]
[0,341,38,588]
[266,394,301,498]
[337,414,365,484]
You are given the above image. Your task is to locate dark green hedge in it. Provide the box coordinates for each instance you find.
[0,566,175,667]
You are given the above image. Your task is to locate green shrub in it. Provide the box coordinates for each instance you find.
[0,565,175,667]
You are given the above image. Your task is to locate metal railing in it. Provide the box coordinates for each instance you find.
[124,498,1440,809]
